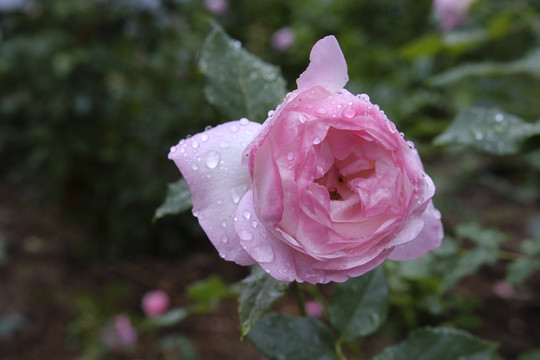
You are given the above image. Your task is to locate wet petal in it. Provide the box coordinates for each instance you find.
[169,120,261,265]
[388,201,443,261]
[296,35,349,93]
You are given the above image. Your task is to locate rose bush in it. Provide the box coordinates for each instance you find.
[169,36,443,284]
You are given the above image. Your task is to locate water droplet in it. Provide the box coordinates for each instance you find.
[218,140,230,148]
[191,140,199,149]
[191,163,199,171]
[221,236,228,243]
[239,118,249,125]
[399,132,405,138]
[343,106,356,118]
[238,229,254,241]
[169,146,177,153]
[434,209,442,219]
[251,220,258,228]
[205,125,212,131]
[357,93,370,102]
[216,198,223,205]
[221,220,227,228]
[231,125,239,132]
[297,114,308,123]
[268,110,275,117]
[192,210,199,218]
[252,244,274,262]
[180,147,185,154]
[313,136,321,145]
[287,152,294,161]
[201,134,209,142]
[495,113,504,122]
[406,140,415,149]
[205,150,220,169]
[385,120,396,133]
[229,189,241,204]
[316,107,327,115]
[234,216,239,222]
[242,210,251,220]
[474,131,484,141]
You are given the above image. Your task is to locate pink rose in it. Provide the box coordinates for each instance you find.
[271,27,296,52]
[433,0,475,31]
[169,36,443,284]
[141,290,170,317]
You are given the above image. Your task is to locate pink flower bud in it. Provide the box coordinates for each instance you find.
[271,27,296,52]
[204,0,228,15]
[305,300,324,318]
[433,0,475,31]
[141,290,170,317]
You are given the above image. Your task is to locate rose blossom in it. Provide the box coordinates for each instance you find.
[168,36,443,284]
[141,290,170,317]
[433,0,475,31]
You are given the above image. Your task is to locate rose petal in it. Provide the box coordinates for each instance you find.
[388,201,444,261]
[296,35,349,93]
[169,120,261,265]
[234,189,298,282]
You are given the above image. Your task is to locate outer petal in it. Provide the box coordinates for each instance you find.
[234,189,298,282]
[388,201,444,261]
[169,119,261,265]
[296,35,349,93]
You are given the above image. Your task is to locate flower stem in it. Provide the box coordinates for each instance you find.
[292,281,306,316]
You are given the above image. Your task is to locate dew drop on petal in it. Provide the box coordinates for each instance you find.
[287,152,294,161]
[240,118,249,125]
[316,107,327,115]
[406,140,415,149]
[230,189,241,204]
[233,216,239,222]
[216,198,223,205]
[399,132,405,138]
[251,244,274,262]
[251,220,258,228]
[191,140,199,149]
[191,163,199,171]
[238,229,254,241]
[297,114,308,123]
[242,210,251,220]
[313,136,321,145]
[357,93,370,102]
[268,110,275,117]
[201,134,209,142]
[205,150,220,169]
[221,236,228,243]
[221,220,227,228]
[192,210,199,218]
[218,140,230,148]
[205,125,213,131]
[169,146,177,153]
[343,106,356,118]
[434,209,442,220]
[231,125,239,132]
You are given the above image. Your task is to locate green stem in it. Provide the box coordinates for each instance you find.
[292,281,306,316]
[335,340,348,360]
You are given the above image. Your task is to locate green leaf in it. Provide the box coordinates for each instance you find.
[434,107,540,155]
[154,178,192,221]
[518,349,540,360]
[247,313,337,360]
[328,268,389,341]
[430,48,540,86]
[238,265,289,337]
[521,237,540,256]
[159,334,198,360]
[150,308,188,327]
[199,24,287,123]
[186,275,231,313]
[506,258,540,285]
[372,327,498,360]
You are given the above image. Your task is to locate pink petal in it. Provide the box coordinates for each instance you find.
[234,189,298,282]
[388,201,443,261]
[169,120,261,265]
[296,35,349,93]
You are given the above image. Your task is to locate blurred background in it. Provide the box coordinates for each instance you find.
[1,0,539,359]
